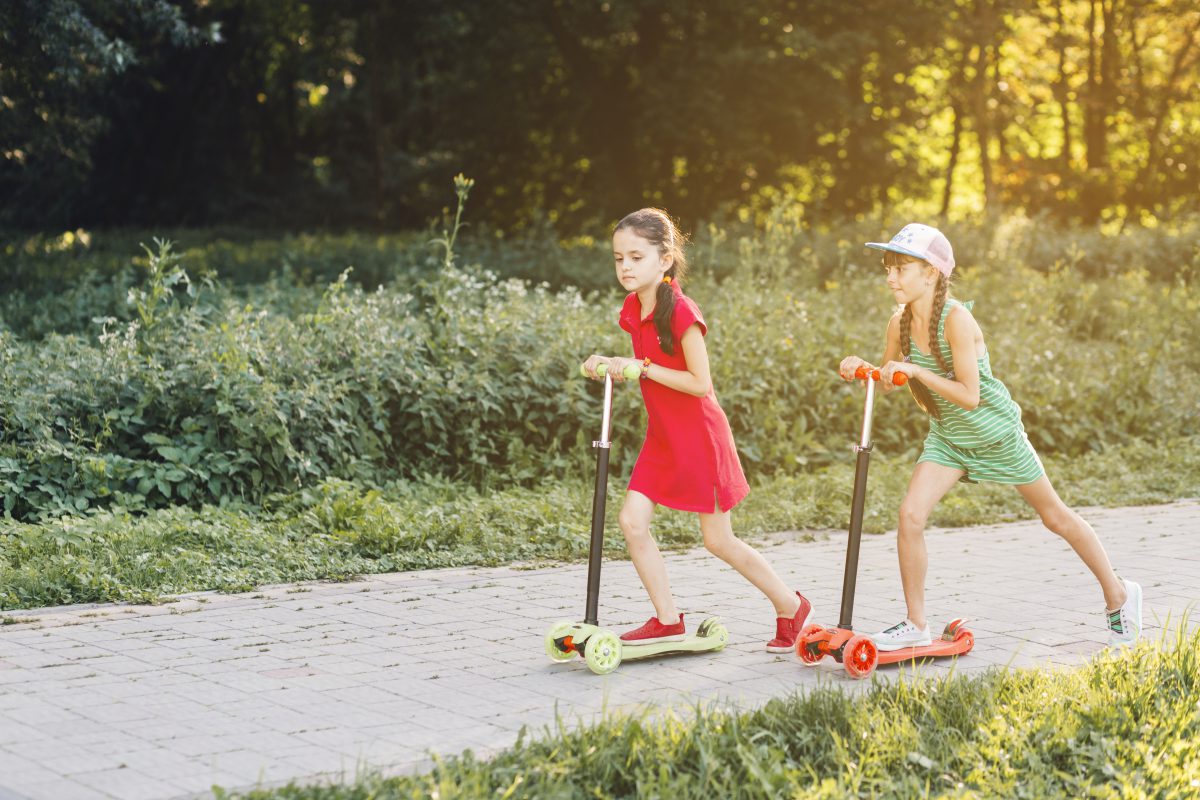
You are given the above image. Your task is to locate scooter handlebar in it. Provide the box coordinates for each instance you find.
[580,361,643,381]
[853,365,908,386]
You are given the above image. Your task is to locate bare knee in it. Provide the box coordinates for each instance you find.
[703,529,736,560]
[1040,505,1076,537]
[897,499,930,535]
[618,509,650,543]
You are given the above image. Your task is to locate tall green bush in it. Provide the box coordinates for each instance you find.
[0,211,1197,521]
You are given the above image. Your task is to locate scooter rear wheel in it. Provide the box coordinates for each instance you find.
[843,634,877,679]
[704,622,730,651]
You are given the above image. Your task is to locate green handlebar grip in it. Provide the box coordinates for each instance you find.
[581,362,642,380]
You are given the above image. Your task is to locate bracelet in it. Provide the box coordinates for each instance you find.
[640,357,652,380]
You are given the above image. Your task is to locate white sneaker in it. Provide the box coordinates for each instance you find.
[871,619,931,651]
[1107,579,1142,648]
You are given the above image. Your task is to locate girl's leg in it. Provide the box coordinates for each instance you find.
[897,462,966,628]
[698,509,799,617]
[618,491,679,623]
[1015,476,1126,609]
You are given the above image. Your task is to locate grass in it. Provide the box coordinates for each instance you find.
[0,438,1195,611]
[217,624,1200,799]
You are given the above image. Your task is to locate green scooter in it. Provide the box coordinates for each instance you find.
[544,361,730,675]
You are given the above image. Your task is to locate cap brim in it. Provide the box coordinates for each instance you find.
[864,242,928,261]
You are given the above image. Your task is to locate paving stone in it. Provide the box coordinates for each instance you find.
[0,500,1194,799]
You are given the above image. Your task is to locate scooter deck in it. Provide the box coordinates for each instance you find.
[875,637,973,664]
[548,616,729,673]
[622,631,727,660]
[875,618,975,665]
[798,618,973,676]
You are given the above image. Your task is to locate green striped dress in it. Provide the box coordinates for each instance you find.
[908,299,1045,485]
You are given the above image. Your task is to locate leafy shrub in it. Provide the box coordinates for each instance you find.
[1,440,1194,611]
[1,216,1198,520]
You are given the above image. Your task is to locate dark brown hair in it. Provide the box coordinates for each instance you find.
[614,208,690,355]
[886,250,952,419]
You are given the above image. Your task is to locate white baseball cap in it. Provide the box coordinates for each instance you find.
[865,223,955,277]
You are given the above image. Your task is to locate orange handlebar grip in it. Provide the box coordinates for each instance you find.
[848,365,908,386]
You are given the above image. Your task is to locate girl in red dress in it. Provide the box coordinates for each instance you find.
[582,208,813,653]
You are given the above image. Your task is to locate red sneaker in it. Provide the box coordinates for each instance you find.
[766,592,813,653]
[620,614,686,643]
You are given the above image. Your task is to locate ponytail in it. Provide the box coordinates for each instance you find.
[653,274,677,355]
[898,271,952,419]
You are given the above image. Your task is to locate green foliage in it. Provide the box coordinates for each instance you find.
[7,3,1200,229]
[1,211,1198,521]
[221,625,1200,799]
[0,0,213,226]
[0,440,1194,611]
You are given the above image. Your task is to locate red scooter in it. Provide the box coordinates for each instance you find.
[796,366,975,678]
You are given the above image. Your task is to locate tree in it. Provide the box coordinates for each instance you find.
[0,0,212,226]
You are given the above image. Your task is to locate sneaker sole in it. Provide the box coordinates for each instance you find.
[874,639,933,652]
[1132,580,1143,639]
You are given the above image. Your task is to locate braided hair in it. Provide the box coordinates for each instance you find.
[888,250,952,419]
[614,208,690,355]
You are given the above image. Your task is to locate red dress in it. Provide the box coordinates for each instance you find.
[618,281,750,513]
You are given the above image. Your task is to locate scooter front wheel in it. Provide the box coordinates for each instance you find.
[796,623,827,665]
[545,620,577,662]
[843,634,878,679]
[584,630,623,675]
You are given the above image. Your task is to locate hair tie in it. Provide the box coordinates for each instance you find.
[662,275,672,284]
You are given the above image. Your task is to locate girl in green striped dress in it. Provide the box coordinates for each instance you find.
[839,223,1141,651]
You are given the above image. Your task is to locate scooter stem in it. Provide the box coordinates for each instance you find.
[584,373,615,626]
[838,377,876,630]
[859,372,877,448]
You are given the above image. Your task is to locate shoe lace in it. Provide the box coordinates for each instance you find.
[1106,609,1124,635]
[883,621,911,635]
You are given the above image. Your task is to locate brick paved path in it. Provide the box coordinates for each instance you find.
[0,500,1196,799]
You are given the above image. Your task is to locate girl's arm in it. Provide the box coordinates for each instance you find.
[608,324,712,397]
[882,306,981,410]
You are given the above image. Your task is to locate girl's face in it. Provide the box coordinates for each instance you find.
[884,258,938,304]
[613,227,671,293]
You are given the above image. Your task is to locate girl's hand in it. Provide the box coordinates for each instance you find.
[582,354,611,380]
[839,356,874,383]
[607,357,639,382]
[880,360,918,386]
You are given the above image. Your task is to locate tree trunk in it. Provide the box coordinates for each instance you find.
[1053,0,1073,172]
[1084,0,1107,171]
[990,42,1010,175]
[941,100,963,217]
[971,44,995,210]
[365,3,386,224]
